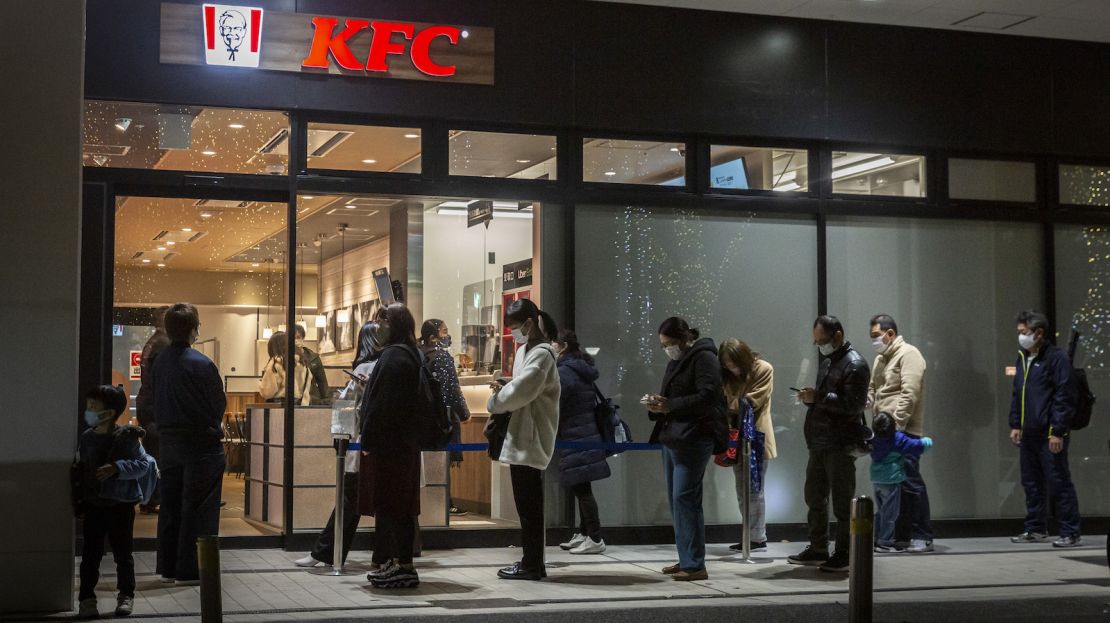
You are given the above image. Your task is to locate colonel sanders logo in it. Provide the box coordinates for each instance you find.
[203,4,263,68]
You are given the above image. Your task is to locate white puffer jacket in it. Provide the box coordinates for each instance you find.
[488,343,561,470]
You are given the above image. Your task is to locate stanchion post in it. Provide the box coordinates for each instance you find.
[741,436,752,561]
[849,495,875,623]
[197,535,222,623]
[333,436,348,573]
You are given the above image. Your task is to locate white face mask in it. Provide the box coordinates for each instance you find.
[83,409,103,428]
[871,336,888,354]
[664,345,682,361]
[511,327,527,345]
[1019,332,1037,351]
[818,342,836,357]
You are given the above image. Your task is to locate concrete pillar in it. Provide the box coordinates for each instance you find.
[0,0,85,613]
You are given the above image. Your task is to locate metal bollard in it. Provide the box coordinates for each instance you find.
[196,535,223,623]
[311,436,358,576]
[848,495,875,623]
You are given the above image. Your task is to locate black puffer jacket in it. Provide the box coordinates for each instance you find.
[804,342,871,451]
[650,337,727,449]
[556,354,611,487]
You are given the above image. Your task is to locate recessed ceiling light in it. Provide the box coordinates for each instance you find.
[345,204,357,208]
[201,150,216,156]
[604,171,617,176]
[516,159,531,164]
[228,123,245,129]
[200,212,212,218]
[157,246,167,251]
[157,263,166,267]
[302,195,315,200]
[182,228,193,232]
[251,263,260,267]
[166,241,176,246]
[669,147,680,152]
[403,133,419,139]
[141,259,151,263]
[362,159,377,164]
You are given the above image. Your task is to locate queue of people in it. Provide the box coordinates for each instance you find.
[76,301,1088,615]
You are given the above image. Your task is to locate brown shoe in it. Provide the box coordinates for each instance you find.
[661,563,681,575]
[672,568,709,581]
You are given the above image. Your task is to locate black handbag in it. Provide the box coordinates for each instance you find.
[484,412,511,460]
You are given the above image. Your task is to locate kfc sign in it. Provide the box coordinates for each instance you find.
[202,4,262,67]
[160,3,494,85]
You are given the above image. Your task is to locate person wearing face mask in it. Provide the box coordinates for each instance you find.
[718,338,776,552]
[73,384,156,619]
[258,331,315,405]
[294,324,331,405]
[646,317,726,582]
[865,314,931,553]
[1008,310,1082,548]
[789,315,870,573]
[419,319,471,514]
[151,302,228,586]
[486,299,561,581]
[136,306,169,515]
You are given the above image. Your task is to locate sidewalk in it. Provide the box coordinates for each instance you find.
[12,537,1109,622]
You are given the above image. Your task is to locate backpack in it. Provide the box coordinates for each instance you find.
[569,362,632,455]
[409,348,453,451]
[1067,330,1096,431]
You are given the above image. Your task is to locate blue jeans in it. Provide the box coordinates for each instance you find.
[1019,435,1081,538]
[663,437,713,571]
[873,483,900,547]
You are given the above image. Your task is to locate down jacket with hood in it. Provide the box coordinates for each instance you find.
[649,337,727,450]
[556,353,611,487]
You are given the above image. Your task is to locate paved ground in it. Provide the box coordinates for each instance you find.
[7,537,1108,622]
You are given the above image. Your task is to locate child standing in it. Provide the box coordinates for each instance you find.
[73,385,158,619]
[870,412,931,553]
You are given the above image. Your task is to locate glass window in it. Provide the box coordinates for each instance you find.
[949,158,1036,203]
[306,123,422,174]
[449,130,557,180]
[831,151,926,198]
[83,101,289,174]
[1053,224,1110,516]
[1059,164,1110,207]
[113,195,290,537]
[575,207,817,526]
[709,145,809,192]
[827,216,1042,520]
[583,138,686,186]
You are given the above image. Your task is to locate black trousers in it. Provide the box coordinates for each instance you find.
[895,437,933,543]
[570,481,602,541]
[156,453,225,581]
[510,464,545,571]
[79,503,136,600]
[311,472,361,565]
[375,514,416,565]
[804,448,856,554]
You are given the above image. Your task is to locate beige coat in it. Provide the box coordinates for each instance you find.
[726,358,777,460]
[867,336,927,436]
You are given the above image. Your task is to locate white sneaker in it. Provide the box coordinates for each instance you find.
[569,537,606,555]
[906,539,934,553]
[559,533,586,550]
[294,555,324,567]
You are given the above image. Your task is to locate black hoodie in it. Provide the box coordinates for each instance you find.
[650,337,727,449]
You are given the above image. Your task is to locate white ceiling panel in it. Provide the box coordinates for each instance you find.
[594,0,1110,43]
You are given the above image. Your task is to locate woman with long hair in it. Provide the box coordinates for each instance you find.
[258,331,315,404]
[487,298,561,581]
[419,319,471,514]
[645,316,725,582]
[718,338,777,552]
[553,329,610,555]
[358,304,423,588]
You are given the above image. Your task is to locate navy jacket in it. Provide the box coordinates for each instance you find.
[556,354,611,487]
[151,342,227,467]
[1009,343,1078,438]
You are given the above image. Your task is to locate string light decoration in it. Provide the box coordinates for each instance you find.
[1070,225,1110,373]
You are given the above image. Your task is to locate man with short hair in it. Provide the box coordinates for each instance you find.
[1009,310,1082,548]
[294,324,330,404]
[867,314,932,553]
[136,306,170,514]
[152,303,227,585]
[789,315,870,573]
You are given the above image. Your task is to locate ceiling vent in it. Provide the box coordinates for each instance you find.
[187,231,208,243]
[130,252,144,260]
[326,207,380,217]
[952,12,1035,30]
[344,197,401,207]
[258,129,354,157]
[163,252,178,261]
[152,231,170,241]
[83,144,132,156]
[194,199,254,209]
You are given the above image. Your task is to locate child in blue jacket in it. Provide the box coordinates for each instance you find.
[73,385,158,619]
[870,412,931,552]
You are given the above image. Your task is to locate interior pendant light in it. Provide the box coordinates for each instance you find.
[262,327,274,340]
[336,224,349,323]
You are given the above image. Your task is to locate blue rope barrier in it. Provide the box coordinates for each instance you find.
[346,440,742,453]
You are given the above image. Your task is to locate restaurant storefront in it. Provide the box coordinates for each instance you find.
[80,0,1110,555]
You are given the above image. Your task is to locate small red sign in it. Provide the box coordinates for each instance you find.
[130,351,143,381]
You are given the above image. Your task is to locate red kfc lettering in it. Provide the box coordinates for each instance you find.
[365,21,415,72]
[411,25,460,77]
[302,17,370,70]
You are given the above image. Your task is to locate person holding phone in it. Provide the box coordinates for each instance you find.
[295,321,386,569]
[647,316,725,582]
[487,299,561,581]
